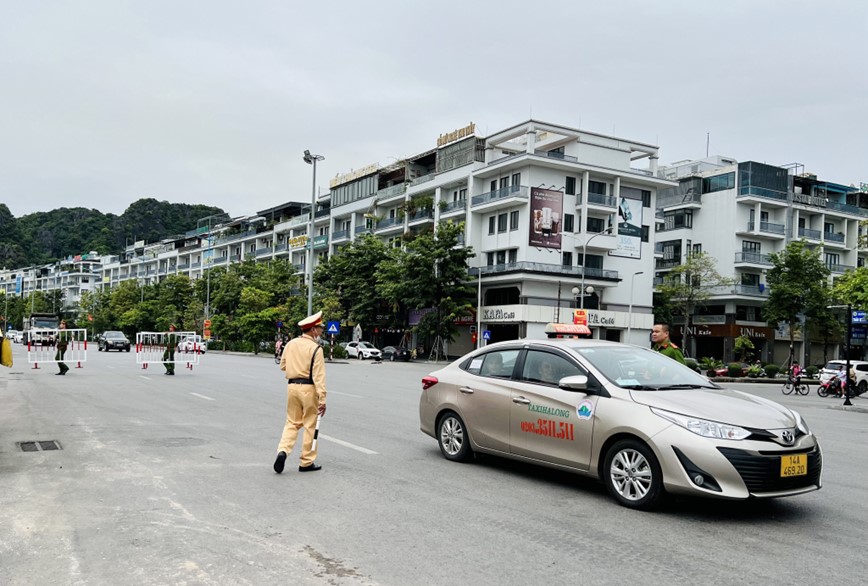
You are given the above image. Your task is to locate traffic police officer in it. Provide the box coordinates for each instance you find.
[274,311,328,473]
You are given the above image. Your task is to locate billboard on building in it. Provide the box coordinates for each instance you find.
[610,195,643,258]
[529,188,563,250]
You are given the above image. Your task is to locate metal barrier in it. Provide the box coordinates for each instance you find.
[135,331,200,370]
[27,328,89,370]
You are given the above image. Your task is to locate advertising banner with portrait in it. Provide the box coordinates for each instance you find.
[610,195,643,258]
[529,187,563,250]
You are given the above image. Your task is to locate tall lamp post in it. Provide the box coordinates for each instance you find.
[197,213,229,322]
[580,227,613,309]
[627,270,644,341]
[828,304,854,406]
[303,150,325,316]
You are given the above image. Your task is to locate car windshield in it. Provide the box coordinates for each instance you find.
[823,361,844,370]
[105,332,125,339]
[359,342,376,349]
[574,345,717,390]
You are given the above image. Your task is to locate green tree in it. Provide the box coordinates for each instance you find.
[315,233,390,328]
[656,252,733,357]
[764,240,831,364]
[734,335,755,362]
[378,221,475,352]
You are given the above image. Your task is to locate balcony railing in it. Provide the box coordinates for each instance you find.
[471,185,528,207]
[409,173,435,186]
[798,227,821,240]
[734,252,772,265]
[332,230,350,240]
[469,262,618,280]
[255,248,272,257]
[376,216,402,230]
[823,231,845,243]
[738,186,788,202]
[826,200,868,217]
[230,254,241,262]
[705,284,769,297]
[655,259,681,269]
[441,199,467,214]
[314,208,331,218]
[587,193,616,208]
[747,221,786,235]
[408,209,433,223]
[827,263,854,274]
[532,150,579,163]
[377,183,407,200]
[355,225,372,235]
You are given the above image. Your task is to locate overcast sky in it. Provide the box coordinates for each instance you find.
[2,1,866,219]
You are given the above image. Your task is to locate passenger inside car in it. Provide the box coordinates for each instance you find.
[480,353,505,377]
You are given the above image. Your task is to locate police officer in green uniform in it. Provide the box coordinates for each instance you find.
[55,320,70,375]
[163,324,176,375]
[651,323,686,364]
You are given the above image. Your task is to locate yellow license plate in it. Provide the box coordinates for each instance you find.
[780,454,808,477]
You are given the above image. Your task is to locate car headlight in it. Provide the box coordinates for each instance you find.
[651,408,751,440]
[793,410,810,435]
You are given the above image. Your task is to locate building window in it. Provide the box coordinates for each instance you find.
[500,177,509,190]
[641,225,649,243]
[511,173,521,186]
[692,243,702,255]
[824,222,835,234]
[562,251,573,267]
[487,252,494,265]
[496,250,506,264]
[587,217,606,233]
[508,249,517,263]
[498,213,508,233]
[565,176,577,196]
[488,216,495,235]
[564,213,574,233]
[509,210,519,230]
[701,172,735,193]
[642,190,651,208]
[825,253,840,268]
[742,241,761,253]
[588,180,606,195]
[741,273,760,287]
[663,210,693,230]
[490,180,497,193]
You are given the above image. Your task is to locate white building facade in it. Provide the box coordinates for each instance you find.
[655,156,868,365]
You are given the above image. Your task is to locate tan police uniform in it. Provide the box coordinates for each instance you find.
[274,311,327,472]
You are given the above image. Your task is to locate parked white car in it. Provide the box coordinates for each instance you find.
[819,359,868,391]
[177,335,207,354]
[345,341,382,360]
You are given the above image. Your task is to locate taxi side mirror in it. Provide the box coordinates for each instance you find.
[558,375,589,391]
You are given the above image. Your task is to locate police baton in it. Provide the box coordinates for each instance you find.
[311,414,322,451]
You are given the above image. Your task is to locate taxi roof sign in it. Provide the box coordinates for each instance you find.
[545,322,592,338]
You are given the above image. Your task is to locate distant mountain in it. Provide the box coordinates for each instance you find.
[0,199,226,268]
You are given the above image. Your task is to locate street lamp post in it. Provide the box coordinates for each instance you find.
[627,271,644,341]
[303,150,325,316]
[197,213,229,322]
[828,304,854,406]
[580,227,613,310]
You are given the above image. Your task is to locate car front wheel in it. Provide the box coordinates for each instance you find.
[390,354,395,362]
[357,352,364,360]
[437,412,472,462]
[603,439,664,510]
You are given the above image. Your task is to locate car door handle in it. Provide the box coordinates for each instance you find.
[459,387,475,394]
[512,397,531,405]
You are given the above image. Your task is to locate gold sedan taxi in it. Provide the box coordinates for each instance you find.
[419,328,821,510]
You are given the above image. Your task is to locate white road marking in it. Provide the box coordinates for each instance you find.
[328,390,364,398]
[138,375,151,380]
[190,392,215,401]
[320,434,378,454]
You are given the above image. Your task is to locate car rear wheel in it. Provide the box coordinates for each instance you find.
[603,439,664,510]
[437,412,472,462]
[390,354,395,362]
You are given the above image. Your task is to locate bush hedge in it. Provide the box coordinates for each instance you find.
[764,364,781,378]
[727,362,745,377]
[684,358,700,373]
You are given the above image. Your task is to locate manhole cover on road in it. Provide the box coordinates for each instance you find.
[18,440,62,452]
